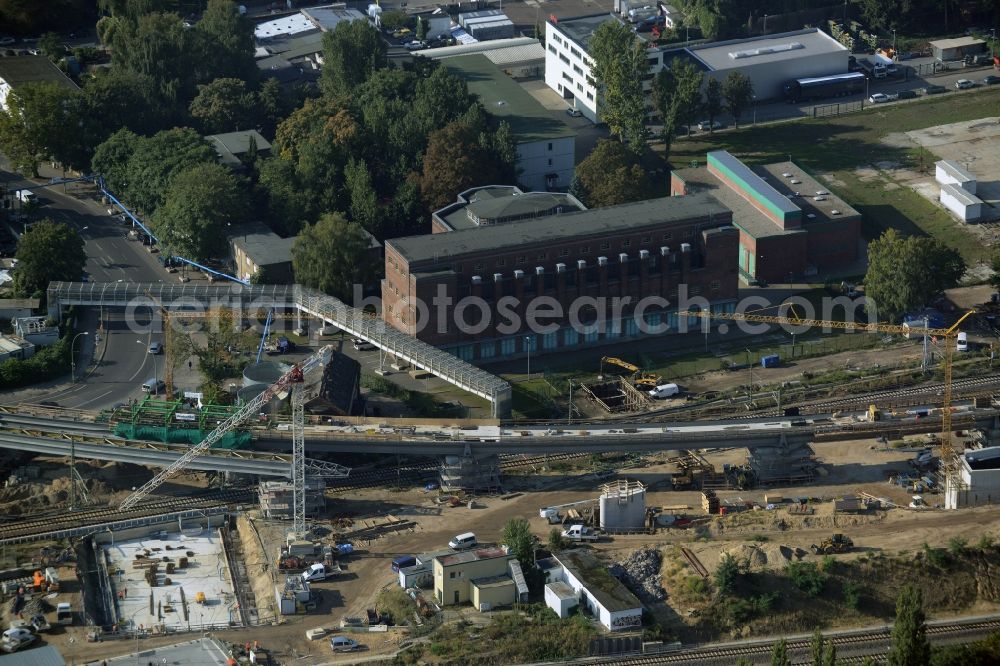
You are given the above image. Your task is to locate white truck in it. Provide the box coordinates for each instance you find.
[55,602,73,626]
[561,525,601,542]
[302,562,342,582]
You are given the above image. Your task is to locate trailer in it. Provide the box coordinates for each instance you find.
[783,72,866,102]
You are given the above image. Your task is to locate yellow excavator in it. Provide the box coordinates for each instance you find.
[599,356,662,389]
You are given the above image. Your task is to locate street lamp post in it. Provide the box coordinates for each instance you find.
[524,336,531,379]
[892,28,897,54]
[752,94,757,126]
[745,348,753,406]
[763,14,768,34]
[70,332,89,383]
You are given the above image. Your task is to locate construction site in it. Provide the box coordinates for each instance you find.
[4,284,1000,664]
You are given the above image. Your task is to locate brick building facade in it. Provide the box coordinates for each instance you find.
[382,193,739,361]
[671,151,861,285]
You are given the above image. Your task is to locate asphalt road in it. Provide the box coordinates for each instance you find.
[1,166,170,410]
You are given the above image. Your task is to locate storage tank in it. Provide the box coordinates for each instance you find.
[242,361,292,388]
[599,480,646,530]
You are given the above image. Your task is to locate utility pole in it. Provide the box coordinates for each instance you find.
[922,315,930,373]
[567,380,574,423]
[745,348,753,406]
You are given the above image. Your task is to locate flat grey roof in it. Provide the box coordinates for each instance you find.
[302,6,367,31]
[929,37,986,49]
[105,637,232,665]
[436,187,585,231]
[549,13,617,53]
[0,56,79,92]
[941,183,983,206]
[546,580,576,600]
[754,162,859,222]
[0,645,66,666]
[688,28,846,72]
[557,550,641,613]
[443,54,575,144]
[229,223,295,265]
[937,160,976,183]
[672,167,802,240]
[391,192,731,265]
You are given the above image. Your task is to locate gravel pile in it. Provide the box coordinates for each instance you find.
[609,548,666,603]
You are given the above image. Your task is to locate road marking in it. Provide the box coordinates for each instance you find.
[71,390,114,409]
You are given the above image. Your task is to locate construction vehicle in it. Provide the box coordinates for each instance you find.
[811,534,854,555]
[599,356,661,389]
[867,404,881,422]
[679,307,976,508]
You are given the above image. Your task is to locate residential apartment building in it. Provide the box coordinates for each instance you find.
[382,193,740,361]
[444,54,576,191]
[544,18,848,122]
[670,150,861,284]
[433,546,528,610]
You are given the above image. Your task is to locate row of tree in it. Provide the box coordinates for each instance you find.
[588,20,754,160]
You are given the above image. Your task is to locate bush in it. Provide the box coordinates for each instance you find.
[750,534,769,542]
[376,587,416,626]
[923,542,950,568]
[685,576,708,596]
[842,581,861,609]
[0,333,71,388]
[947,537,968,556]
[786,561,825,597]
[978,534,995,550]
[714,553,740,596]
[821,554,837,573]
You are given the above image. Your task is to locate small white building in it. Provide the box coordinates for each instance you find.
[947,446,1000,509]
[13,316,58,347]
[0,298,39,320]
[544,580,578,617]
[935,160,977,195]
[543,551,643,631]
[0,334,34,362]
[940,183,983,222]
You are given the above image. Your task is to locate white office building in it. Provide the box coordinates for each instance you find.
[544,18,849,123]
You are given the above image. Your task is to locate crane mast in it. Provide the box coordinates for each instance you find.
[120,346,333,512]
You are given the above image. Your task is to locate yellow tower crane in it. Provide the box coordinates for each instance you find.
[678,307,977,499]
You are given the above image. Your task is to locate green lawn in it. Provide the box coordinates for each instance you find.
[667,87,1000,264]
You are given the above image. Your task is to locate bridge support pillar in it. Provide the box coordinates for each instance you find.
[439,453,501,493]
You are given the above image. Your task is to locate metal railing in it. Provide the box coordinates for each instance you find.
[48,282,513,417]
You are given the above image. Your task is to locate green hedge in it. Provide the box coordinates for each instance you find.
[0,333,71,388]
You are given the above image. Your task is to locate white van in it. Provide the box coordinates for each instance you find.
[957,332,968,352]
[648,383,680,399]
[448,532,477,550]
[14,190,37,205]
[141,378,165,394]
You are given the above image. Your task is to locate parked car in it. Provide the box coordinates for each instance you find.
[0,37,15,46]
[697,119,724,131]
[896,89,917,99]
[922,85,947,95]
[955,78,975,89]
[566,107,583,117]
[448,532,477,550]
[392,28,412,39]
[352,338,375,351]
[329,636,361,652]
[148,341,162,355]
[1,627,35,653]
[981,75,1000,86]
[405,40,428,51]
[868,93,890,103]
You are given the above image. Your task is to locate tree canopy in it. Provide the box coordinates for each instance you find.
[152,162,249,261]
[13,219,86,297]
[501,517,536,573]
[0,82,87,176]
[320,20,387,99]
[652,57,703,160]
[887,584,931,666]
[723,72,755,127]
[572,139,653,208]
[291,213,376,301]
[864,229,965,321]
[92,127,216,215]
[589,20,648,153]
[189,77,259,134]
[418,119,513,211]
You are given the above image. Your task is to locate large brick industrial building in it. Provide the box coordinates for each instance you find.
[382,193,739,361]
[671,151,861,285]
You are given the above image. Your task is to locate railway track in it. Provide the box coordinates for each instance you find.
[679,547,709,578]
[0,490,253,542]
[591,618,1000,665]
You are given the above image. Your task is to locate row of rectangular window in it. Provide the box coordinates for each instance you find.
[463,231,695,270]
